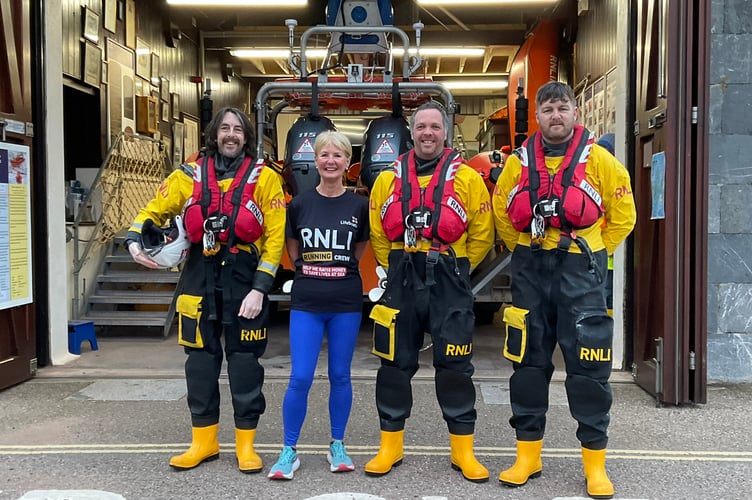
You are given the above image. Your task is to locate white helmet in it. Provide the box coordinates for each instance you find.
[139,215,191,269]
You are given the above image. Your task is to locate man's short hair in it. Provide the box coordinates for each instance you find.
[535,81,576,107]
[409,101,450,134]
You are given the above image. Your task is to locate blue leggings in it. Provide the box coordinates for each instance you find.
[283,309,361,446]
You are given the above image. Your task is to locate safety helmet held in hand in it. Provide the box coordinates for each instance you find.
[139,215,191,269]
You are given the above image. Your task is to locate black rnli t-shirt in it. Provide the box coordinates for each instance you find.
[285,189,370,313]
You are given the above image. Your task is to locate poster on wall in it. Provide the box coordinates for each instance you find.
[106,39,136,146]
[592,77,606,138]
[604,67,617,134]
[650,151,666,219]
[104,0,117,33]
[583,85,594,132]
[172,121,185,170]
[182,113,200,160]
[576,88,586,126]
[0,142,33,310]
[125,0,136,49]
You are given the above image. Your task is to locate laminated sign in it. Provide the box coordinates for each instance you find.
[0,142,33,309]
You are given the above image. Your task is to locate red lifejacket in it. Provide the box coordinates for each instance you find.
[380,148,469,245]
[506,125,603,233]
[183,155,265,245]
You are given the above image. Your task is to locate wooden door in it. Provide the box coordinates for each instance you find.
[0,0,37,390]
[631,0,708,404]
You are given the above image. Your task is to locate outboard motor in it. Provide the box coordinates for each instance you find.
[360,83,413,190]
[282,114,336,196]
[360,115,412,190]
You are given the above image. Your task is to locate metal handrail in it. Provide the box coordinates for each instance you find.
[255,80,457,157]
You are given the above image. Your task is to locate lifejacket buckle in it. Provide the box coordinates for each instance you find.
[557,233,572,253]
[406,208,432,229]
[203,215,228,233]
[426,248,440,265]
[533,199,558,219]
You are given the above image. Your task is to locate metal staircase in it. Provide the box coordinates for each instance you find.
[79,235,182,338]
[70,132,177,337]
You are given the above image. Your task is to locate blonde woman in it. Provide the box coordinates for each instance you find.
[269,131,369,480]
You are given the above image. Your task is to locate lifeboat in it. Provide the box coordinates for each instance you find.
[274,75,435,111]
[507,19,561,146]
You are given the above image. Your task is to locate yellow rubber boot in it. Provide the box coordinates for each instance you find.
[169,424,220,470]
[449,433,489,483]
[235,428,263,473]
[364,430,404,477]
[499,439,543,487]
[582,448,614,499]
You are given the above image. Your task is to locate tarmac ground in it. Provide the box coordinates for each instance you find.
[2,310,751,500]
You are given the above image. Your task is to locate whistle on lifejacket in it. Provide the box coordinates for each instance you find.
[202,230,220,256]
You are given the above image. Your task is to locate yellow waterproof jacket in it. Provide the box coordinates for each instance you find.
[128,159,287,287]
[369,162,494,270]
[492,143,636,254]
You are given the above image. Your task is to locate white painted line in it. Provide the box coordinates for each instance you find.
[17,491,125,500]
[305,495,385,500]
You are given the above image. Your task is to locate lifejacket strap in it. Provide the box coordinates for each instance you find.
[425,241,443,286]
[203,254,218,321]
[557,234,572,253]
[426,248,441,265]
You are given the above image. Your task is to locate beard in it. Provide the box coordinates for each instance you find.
[219,139,243,158]
[542,123,573,144]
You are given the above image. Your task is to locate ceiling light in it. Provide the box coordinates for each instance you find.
[230,47,485,59]
[166,0,306,6]
[439,79,508,90]
[230,48,329,58]
[417,0,556,4]
[394,47,486,57]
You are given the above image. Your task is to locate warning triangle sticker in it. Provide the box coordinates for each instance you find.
[376,139,394,155]
[296,138,315,154]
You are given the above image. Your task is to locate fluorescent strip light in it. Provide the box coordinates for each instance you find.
[418,0,556,4]
[230,47,485,58]
[167,0,306,6]
[230,48,329,58]
[394,47,486,57]
[439,80,508,90]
